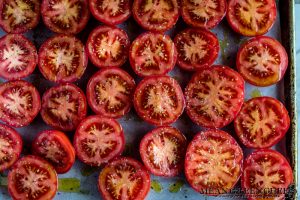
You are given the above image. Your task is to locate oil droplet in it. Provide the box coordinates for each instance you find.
[250,89,262,98]
[80,165,100,177]
[151,180,162,193]
[169,180,184,193]
[58,178,81,192]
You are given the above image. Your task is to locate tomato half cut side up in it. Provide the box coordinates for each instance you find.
[237,36,288,87]
[227,0,277,36]
[86,26,130,68]
[185,65,244,129]
[38,35,88,83]
[8,155,58,200]
[185,130,243,196]
[133,76,185,126]
[242,149,293,200]
[130,32,177,76]
[139,126,187,177]
[32,130,75,174]
[181,0,227,29]
[86,68,136,118]
[41,0,90,34]
[41,83,87,131]
[0,34,38,80]
[174,28,219,71]
[132,0,179,32]
[74,115,125,166]
[98,157,150,200]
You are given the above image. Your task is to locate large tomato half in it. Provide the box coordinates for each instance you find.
[185,130,243,196]
[98,157,150,200]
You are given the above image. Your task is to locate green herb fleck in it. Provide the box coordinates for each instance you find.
[169,180,184,193]
[219,31,229,63]
[58,178,80,193]
[151,180,162,193]
[79,189,90,195]
[250,89,262,98]
[80,165,99,177]
[0,176,7,187]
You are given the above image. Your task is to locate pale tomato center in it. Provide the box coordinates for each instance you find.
[95,33,121,59]
[48,93,77,121]
[50,0,81,26]
[39,140,65,164]
[100,0,123,16]
[3,88,32,116]
[2,44,26,72]
[141,0,174,22]
[0,137,13,162]
[182,34,208,63]
[189,0,218,20]
[3,0,33,26]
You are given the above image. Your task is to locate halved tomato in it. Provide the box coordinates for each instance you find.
[234,97,290,149]
[237,36,288,87]
[38,34,88,83]
[86,68,135,118]
[139,126,186,177]
[185,65,244,128]
[174,28,219,71]
[86,26,130,68]
[227,0,277,36]
[41,83,87,131]
[181,0,227,29]
[89,0,131,25]
[41,0,90,34]
[8,155,58,200]
[0,34,37,80]
[0,0,40,33]
[242,149,293,200]
[185,130,243,196]
[98,157,150,200]
[74,115,125,166]
[132,0,179,32]
[129,32,177,76]
[133,76,185,126]
[32,130,75,174]
[0,124,22,172]
[0,80,41,127]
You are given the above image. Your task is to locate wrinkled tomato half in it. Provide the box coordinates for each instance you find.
[0,0,40,33]
[0,80,41,127]
[74,115,125,166]
[185,65,244,129]
[227,0,277,36]
[234,97,290,149]
[139,126,186,177]
[98,157,150,200]
[32,130,75,174]
[38,34,88,83]
[185,130,243,196]
[87,68,135,118]
[0,34,37,80]
[89,0,131,25]
[0,124,22,172]
[41,0,90,34]
[237,36,288,87]
[242,149,293,200]
[8,155,58,200]
[132,0,179,32]
[174,28,219,71]
[181,0,227,29]
[133,76,185,126]
[41,83,87,131]
[130,32,177,76]
[86,26,130,68]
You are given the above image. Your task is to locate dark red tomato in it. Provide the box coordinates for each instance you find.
[74,115,125,166]
[8,155,58,200]
[0,0,40,33]
[41,83,87,131]
[129,32,177,76]
[242,149,293,200]
[89,0,131,25]
[0,34,37,80]
[132,0,179,32]
[41,0,90,34]
[185,130,243,196]
[227,0,277,36]
[185,65,244,129]
[0,80,41,127]
[86,68,135,118]
[98,157,150,200]
[133,76,185,126]
[174,28,219,71]
[32,130,75,174]
[0,124,22,172]
[181,0,227,29]
[237,36,288,87]
[86,26,130,68]
[38,35,88,83]
[139,126,186,177]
